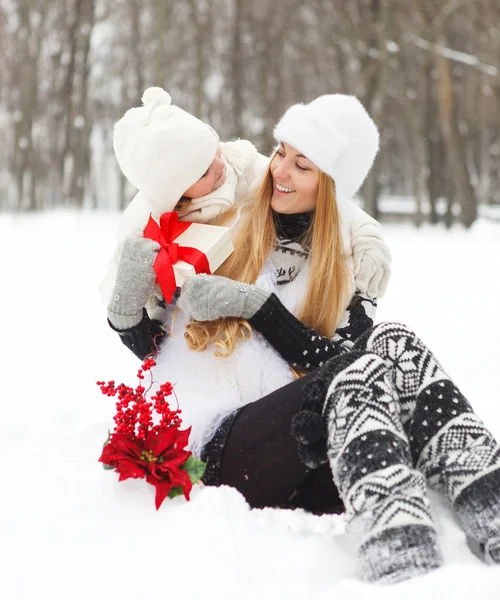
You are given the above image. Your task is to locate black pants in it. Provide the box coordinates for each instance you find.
[202,371,343,515]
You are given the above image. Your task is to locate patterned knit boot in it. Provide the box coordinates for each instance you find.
[355,321,500,564]
[319,350,443,584]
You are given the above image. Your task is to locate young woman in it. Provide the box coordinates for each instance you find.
[107,94,500,584]
[103,86,391,353]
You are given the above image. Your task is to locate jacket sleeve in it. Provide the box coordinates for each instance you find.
[108,308,168,360]
[248,292,377,372]
[348,202,385,244]
[248,152,272,191]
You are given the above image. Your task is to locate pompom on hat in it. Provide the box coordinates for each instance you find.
[273,94,379,210]
[113,87,219,215]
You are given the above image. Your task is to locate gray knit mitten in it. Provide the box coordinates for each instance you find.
[107,238,160,330]
[178,274,270,321]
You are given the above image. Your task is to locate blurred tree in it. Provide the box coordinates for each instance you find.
[12,0,45,210]
[0,0,499,226]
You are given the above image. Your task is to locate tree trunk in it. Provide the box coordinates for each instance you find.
[60,0,82,199]
[189,0,209,119]
[151,0,172,87]
[69,0,95,207]
[129,0,144,103]
[231,0,244,138]
[425,97,442,225]
[435,37,478,228]
[14,0,44,211]
[361,0,390,218]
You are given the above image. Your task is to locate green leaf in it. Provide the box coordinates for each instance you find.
[182,455,207,484]
[168,486,184,499]
[102,462,115,471]
[167,457,207,499]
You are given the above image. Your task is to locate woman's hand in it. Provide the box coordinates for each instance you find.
[107,237,160,330]
[178,274,269,321]
[353,243,391,298]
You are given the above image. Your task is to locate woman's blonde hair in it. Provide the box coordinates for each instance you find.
[184,164,351,358]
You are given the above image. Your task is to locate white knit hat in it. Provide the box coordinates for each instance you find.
[113,87,219,214]
[273,94,379,208]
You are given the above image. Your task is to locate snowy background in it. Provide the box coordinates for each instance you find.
[1,210,500,599]
[4,0,500,225]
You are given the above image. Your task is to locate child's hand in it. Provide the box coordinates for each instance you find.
[107,238,160,330]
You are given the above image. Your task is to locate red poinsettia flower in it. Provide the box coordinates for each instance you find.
[99,426,194,509]
[98,358,206,509]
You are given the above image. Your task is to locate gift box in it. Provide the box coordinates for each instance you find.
[171,223,234,286]
[144,212,234,304]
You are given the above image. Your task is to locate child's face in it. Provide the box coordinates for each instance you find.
[270,143,320,214]
[183,147,226,199]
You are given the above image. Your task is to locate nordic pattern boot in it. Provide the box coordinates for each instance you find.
[355,321,500,564]
[321,350,442,583]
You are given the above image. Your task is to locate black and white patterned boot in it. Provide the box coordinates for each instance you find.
[317,350,443,584]
[355,322,500,564]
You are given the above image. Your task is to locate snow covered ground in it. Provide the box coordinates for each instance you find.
[1,209,500,599]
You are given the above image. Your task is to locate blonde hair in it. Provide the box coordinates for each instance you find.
[184,165,350,358]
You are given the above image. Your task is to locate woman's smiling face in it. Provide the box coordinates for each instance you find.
[270,143,320,214]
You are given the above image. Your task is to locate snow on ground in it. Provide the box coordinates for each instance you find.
[1,209,499,599]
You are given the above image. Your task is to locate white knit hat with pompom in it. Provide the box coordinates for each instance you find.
[113,87,219,215]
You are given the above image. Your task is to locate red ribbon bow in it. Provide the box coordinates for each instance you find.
[144,212,211,304]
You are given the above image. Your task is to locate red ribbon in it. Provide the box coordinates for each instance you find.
[143,212,211,304]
